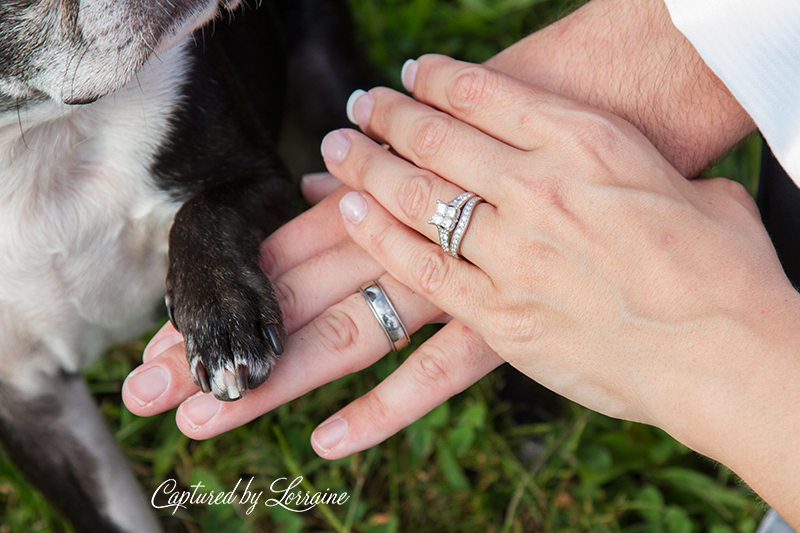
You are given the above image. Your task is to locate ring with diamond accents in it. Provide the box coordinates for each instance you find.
[448,194,484,258]
[427,192,476,254]
[359,280,411,352]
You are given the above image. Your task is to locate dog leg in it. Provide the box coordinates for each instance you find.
[0,371,161,533]
[152,11,296,402]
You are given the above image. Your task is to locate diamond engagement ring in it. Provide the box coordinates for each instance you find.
[427,192,475,253]
[360,280,410,352]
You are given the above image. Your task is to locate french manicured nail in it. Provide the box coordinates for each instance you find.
[312,418,347,454]
[346,89,374,126]
[125,366,169,406]
[321,130,351,163]
[181,392,221,428]
[401,59,418,92]
[143,334,183,363]
[339,191,368,224]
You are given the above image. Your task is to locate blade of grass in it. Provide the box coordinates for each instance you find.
[343,446,378,533]
[272,424,346,532]
[501,409,591,533]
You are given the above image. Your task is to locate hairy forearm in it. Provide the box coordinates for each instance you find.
[486,0,755,177]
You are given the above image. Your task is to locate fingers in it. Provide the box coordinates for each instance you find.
[127,237,386,413]
[322,128,498,266]
[399,54,564,151]
[274,237,384,333]
[343,86,525,203]
[142,321,182,363]
[126,187,389,417]
[337,190,492,327]
[172,275,442,439]
[125,238,390,416]
[127,274,447,438]
[311,320,503,459]
[259,183,388,332]
[123,325,200,413]
[258,186,350,279]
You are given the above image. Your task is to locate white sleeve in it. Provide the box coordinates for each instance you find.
[664,0,800,186]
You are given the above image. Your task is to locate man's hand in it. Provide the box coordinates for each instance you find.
[487,0,755,177]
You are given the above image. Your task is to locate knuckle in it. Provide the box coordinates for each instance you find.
[552,111,624,161]
[397,173,437,222]
[272,278,298,322]
[717,177,750,200]
[361,388,396,427]
[258,242,279,278]
[411,251,451,298]
[449,66,495,115]
[711,177,758,216]
[409,345,453,390]
[364,218,397,256]
[516,106,542,138]
[351,145,382,183]
[412,115,451,160]
[312,307,360,352]
[493,304,543,347]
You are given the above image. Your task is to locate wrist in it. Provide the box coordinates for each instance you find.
[659,285,800,523]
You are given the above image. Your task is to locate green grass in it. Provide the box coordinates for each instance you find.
[0,0,768,531]
[0,329,768,532]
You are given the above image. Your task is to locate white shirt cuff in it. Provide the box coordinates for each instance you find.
[664,0,800,185]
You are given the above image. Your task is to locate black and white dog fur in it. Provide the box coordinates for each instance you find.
[0,0,372,530]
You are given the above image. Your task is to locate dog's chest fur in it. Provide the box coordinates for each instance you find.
[0,42,191,381]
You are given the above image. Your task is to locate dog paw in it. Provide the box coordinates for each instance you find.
[165,258,287,402]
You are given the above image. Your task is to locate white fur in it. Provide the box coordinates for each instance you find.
[0,40,193,388]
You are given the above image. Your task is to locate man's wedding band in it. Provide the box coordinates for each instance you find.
[359,280,410,352]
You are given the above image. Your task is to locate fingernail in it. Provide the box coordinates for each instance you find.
[125,366,169,406]
[301,171,337,187]
[321,130,351,164]
[181,392,221,428]
[300,172,342,204]
[346,89,365,124]
[339,191,368,224]
[312,418,347,454]
[143,334,183,363]
[401,59,418,93]
[346,89,375,126]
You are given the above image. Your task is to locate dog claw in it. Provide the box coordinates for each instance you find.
[236,364,248,392]
[165,296,179,332]
[195,362,211,394]
[265,324,284,356]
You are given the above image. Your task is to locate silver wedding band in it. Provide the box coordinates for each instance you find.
[428,191,484,258]
[360,280,410,352]
[448,195,483,258]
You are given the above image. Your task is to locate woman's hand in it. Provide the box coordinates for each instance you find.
[321,55,800,519]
